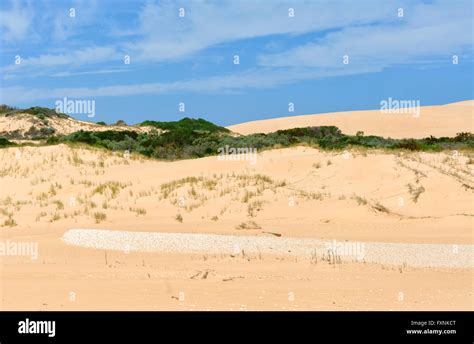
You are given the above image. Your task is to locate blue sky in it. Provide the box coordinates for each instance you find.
[0,0,472,125]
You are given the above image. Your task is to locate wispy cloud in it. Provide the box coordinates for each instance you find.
[127,0,399,63]
[1,65,381,103]
[51,68,130,77]
[258,2,473,69]
[1,0,403,79]
[3,46,121,75]
[0,0,34,42]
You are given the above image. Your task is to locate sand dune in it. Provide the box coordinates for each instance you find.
[227,101,474,138]
[1,145,472,244]
[0,112,158,140]
[1,102,473,310]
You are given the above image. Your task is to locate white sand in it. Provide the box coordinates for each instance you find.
[62,229,474,268]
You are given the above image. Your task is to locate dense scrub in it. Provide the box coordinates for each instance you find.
[0,105,69,119]
[1,104,471,158]
[140,118,230,135]
[0,136,16,147]
[46,124,474,160]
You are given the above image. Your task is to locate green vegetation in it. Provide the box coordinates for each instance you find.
[1,104,472,158]
[0,105,69,119]
[140,117,229,134]
[0,136,16,147]
[0,105,17,114]
[44,124,474,160]
[47,118,230,159]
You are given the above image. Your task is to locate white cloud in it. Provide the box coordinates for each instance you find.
[2,1,399,77]
[0,65,381,104]
[258,2,473,68]
[51,68,130,77]
[3,46,120,74]
[127,0,401,62]
[0,0,34,41]
[51,0,99,41]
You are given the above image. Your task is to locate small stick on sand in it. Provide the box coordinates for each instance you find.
[262,231,282,237]
[190,271,202,279]
[223,276,244,282]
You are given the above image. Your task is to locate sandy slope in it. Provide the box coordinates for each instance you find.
[227,100,474,138]
[0,113,158,139]
[0,145,472,244]
[0,144,473,310]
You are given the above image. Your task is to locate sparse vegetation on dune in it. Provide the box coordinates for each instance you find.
[92,181,129,199]
[159,173,287,214]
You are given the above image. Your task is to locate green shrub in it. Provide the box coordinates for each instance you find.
[47,122,474,160]
[0,136,16,147]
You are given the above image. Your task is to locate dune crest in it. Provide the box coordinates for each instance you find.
[227,100,474,138]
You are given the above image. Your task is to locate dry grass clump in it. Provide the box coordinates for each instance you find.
[93,212,107,223]
[296,190,327,201]
[160,173,287,214]
[161,176,206,198]
[36,192,48,201]
[235,221,261,230]
[407,183,425,203]
[92,181,129,199]
[351,194,368,205]
[247,200,264,217]
[129,207,147,216]
[2,215,17,227]
[49,213,61,222]
[53,200,64,210]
